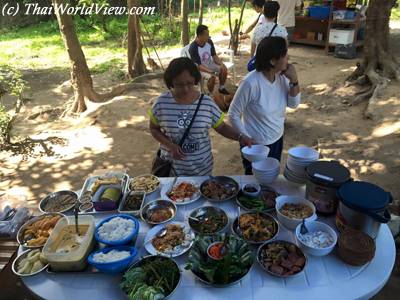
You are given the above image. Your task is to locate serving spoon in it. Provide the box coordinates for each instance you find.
[300,218,309,235]
[144,227,168,245]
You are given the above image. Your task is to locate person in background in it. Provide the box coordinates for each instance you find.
[228,37,301,175]
[189,25,230,95]
[251,1,288,57]
[149,57,254,177]
[275,0,302,41]
[240,0,266,39]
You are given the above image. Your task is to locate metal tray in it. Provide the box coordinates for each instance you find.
[77,172,129,214]
[118,190,146,217]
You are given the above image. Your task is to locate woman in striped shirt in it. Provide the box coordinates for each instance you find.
[148,57,254,176]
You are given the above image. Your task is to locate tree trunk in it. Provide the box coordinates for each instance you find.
[127,0,147,78]
[159,0,164,16]
[347,0,399,116]
[52,0,93,113]
[52,0,147,114]
[230,0,246,54]
[198,0,204,25]
[168,0,174,32]
[181,0,190,46]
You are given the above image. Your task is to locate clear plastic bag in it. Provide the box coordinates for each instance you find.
[0,207,30,238]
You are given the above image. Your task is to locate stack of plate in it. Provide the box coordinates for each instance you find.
[252,157,280,185]
[284,146,319,184]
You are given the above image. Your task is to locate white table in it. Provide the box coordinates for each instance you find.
[21,176,396,300]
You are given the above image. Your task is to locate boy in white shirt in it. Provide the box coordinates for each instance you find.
[189,25,230,95]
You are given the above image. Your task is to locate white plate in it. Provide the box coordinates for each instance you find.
[12,249,48,277]
[160,180,201,206]
[144,221,195,257]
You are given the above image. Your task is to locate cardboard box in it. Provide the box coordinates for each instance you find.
[306,32,316,40]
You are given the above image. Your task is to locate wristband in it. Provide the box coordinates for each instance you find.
[289,81,299,88]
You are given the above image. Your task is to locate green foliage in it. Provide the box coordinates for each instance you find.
[0,103,10,143]
[0,4,255,71]
[392,5,400,20]
[0,64,27,142]
[0,64,26,98]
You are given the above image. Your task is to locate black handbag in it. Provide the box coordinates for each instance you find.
[151,94,204,177]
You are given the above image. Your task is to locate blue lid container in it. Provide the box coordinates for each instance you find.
[95,214,140,246]
[308,6,331,20]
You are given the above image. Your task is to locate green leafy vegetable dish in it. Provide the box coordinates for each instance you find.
[120,256,180,300]
[185,235,254,286]
[236,189,279,211]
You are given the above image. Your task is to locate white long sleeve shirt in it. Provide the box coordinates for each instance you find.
[228,71,301,145]
[276,0,302,28]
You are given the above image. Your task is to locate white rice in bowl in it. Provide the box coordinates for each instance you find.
[93,250,131,263]
[98,217,135,241]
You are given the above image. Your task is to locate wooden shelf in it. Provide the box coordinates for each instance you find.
[331,17,366,25]
[327,40,364,47]
[294,5,366,55]
[291,38,326,46]
[295,16,330,23]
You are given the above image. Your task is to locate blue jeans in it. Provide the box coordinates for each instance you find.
[240,135,284,175]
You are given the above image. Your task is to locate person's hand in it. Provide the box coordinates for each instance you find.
[240,135,256,148]
[282,63,298,83]
[167,143,185,160]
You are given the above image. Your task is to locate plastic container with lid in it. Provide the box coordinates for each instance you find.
[305,160,351,215]
[336,181,392,239]
[42,215,95,271]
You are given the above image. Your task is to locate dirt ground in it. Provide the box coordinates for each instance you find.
[0,23,399,299]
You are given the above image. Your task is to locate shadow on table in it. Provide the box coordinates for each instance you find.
[0,252,43,300]
[372,249,400,300]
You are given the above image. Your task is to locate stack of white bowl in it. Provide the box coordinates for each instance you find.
[285,146,319,184]
[252,157,280,185]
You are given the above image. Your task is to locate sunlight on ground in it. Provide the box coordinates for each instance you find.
[308,83,332,95]
[372,121,400,137]
[51,126,113,158]
[117,115,146,128]
[339,66,356,73]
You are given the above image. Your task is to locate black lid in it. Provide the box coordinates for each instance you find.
[338,181,392,212]
[306,160,351,187]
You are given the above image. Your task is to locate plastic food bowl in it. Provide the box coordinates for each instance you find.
[95,214,140,246]
[295,221,338,256]
[241,145,270,162]
[275,195,317,230]
[88,245,138,273]
[252,157,280,172]
[288,146,319,161]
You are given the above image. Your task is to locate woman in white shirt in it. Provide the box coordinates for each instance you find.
[251,1,288,57]
[229,36,301,175]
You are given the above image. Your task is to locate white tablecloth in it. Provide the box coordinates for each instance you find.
[21,175,396,300]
